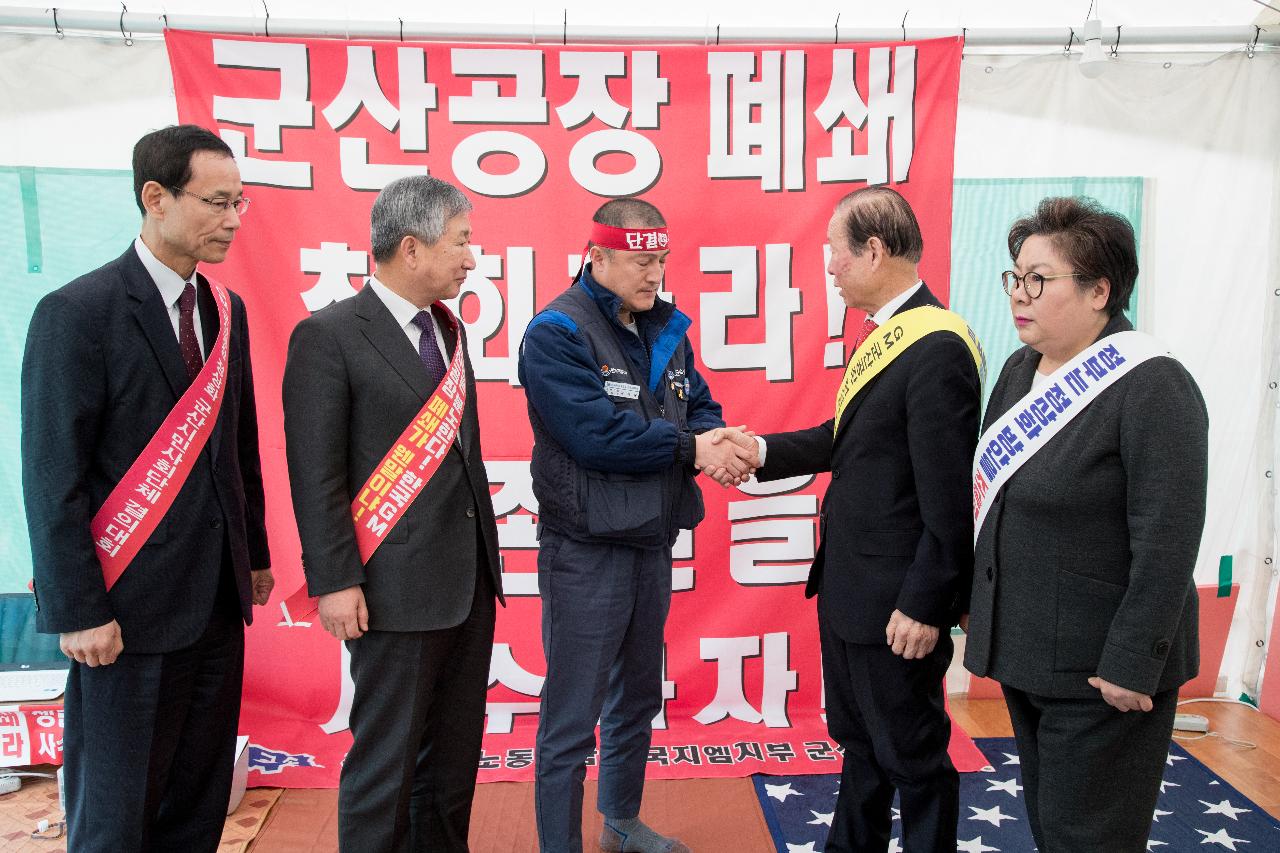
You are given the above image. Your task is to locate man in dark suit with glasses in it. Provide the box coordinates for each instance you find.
[22,124,273,852]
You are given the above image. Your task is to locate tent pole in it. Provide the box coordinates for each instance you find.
[0,7,1276,49]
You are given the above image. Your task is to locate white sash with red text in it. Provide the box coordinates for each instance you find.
[972,331,1169,544]
[281,305,468,623]
[90,277,232,590]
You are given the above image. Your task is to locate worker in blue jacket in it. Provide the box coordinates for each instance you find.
[519,198,757,853]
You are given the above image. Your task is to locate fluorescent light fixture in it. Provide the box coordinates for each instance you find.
[1080,17,1108,78]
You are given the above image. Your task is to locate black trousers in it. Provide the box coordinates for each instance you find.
[63,571,244,853]
[338,569,496,853]
[820,620,958,853]
[1002,684,1178,853]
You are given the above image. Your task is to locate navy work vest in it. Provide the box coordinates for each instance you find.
[526,283,704,548]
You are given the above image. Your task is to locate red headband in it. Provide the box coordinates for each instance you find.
[588,222,671,253]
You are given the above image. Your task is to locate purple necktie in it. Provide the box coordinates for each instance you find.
[178,282,203,382]
[411,310,447,387]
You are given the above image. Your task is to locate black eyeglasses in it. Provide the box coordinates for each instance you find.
[1001,270,1081,299]
[170,187,250,217]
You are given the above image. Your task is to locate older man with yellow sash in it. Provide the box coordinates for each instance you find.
[746,186,983,853]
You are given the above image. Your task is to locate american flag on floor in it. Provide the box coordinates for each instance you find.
[752,737,1280,851]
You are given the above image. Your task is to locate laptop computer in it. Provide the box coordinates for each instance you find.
[0,593,69,703]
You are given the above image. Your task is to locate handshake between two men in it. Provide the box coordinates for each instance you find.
[693,425,760,487]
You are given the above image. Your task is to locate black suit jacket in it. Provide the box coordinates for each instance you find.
[282,284,503,632]
[758,284,981,644]
[21,245,270,653]
[963,314,1208,698]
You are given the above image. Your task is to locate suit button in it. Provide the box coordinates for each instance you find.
[466,507,476,518]
[211,518,222,530]
[986,566,994,581]
[832,469,841,479]
[1153,639,1171,657]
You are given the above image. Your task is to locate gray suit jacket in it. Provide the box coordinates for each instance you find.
[282,284,503,632]
[964,314,1208,698]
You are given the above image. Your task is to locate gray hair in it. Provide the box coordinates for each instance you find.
[370,175,473,262]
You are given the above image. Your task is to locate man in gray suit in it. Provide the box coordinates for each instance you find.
[283,175,503,852]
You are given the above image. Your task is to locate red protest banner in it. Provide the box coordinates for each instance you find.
[167,30,977,786]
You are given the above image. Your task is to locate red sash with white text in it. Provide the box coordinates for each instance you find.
[280,304,469,623]
[90,276,232,590]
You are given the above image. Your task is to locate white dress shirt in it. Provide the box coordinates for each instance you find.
[134,236,204,355]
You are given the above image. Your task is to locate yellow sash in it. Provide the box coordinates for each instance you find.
[833,306,985,438]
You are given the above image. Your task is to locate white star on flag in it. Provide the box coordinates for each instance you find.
[785,843,818,853]
[968,804,1017,828]
[806,810,833,827]
[1159,779,1181,793]
[1201,798,1252,820]
[766,782,802,803]
[1146,839,1168,850]
[985,778,1023,797]
[1166,751,1188,766]
[1196,827,1249,850]
[1002,753,1020,765]
[956,836,1001,853]
[1152,809,1173,823]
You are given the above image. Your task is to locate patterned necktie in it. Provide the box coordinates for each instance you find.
[177,282,203,382]
[852,316,879,351]
[411,310,447,387]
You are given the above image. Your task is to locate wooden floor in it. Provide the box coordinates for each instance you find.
[246,696,1280,851]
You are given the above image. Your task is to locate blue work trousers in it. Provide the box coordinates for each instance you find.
[533,530,673,853]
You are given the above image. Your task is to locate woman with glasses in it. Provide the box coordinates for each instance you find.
[962,196,1208,852]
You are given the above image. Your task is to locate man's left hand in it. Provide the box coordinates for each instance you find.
[885,609,938,660]
[251,569,275,606]
[1088,676,1153,712]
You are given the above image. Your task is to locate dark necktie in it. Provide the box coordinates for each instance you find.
[178,282,203,382]
[852,316,879,351]
[411,310,447,387]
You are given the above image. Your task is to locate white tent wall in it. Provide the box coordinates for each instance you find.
[2,32,1278,700]
[0,36,177,167]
